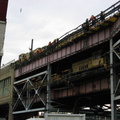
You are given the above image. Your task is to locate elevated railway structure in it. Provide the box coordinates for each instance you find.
[13,1,120,120]
[0,1,120,120]
[0,0,8,66]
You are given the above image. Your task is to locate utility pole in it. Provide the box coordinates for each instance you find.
[31,39,33,52]
[30,39,33,58]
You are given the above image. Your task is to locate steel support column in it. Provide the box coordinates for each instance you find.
[46,64,52,113]
[110,38,117,120]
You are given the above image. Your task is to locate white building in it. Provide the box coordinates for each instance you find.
[0,21,6,65]
[0,0,8,66]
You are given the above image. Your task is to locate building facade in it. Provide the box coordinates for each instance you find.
[0,64,14,120]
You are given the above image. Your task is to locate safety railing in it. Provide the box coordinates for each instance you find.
[58,0,120,41]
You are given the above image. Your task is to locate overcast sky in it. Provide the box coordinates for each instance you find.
[1,0,119,65]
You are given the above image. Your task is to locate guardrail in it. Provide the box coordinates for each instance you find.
[58,0,120,41]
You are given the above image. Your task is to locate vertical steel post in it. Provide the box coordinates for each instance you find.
[110,38,117,120]
[46,64,51,113]
[26,80,30,110]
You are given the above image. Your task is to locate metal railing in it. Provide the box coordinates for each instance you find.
[58,0,120,41]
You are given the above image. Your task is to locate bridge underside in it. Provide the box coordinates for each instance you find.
[13,39,120,116]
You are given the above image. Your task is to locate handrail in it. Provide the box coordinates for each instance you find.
[58,0,120,41]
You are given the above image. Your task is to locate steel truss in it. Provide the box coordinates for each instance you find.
[113,39,120,101]
[110,39,120,120]
[13,70,48,114]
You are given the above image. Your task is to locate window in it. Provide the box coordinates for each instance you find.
[0,81,4,88]
[0,77,11,88]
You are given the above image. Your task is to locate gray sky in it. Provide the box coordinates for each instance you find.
[2,0,119,65]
